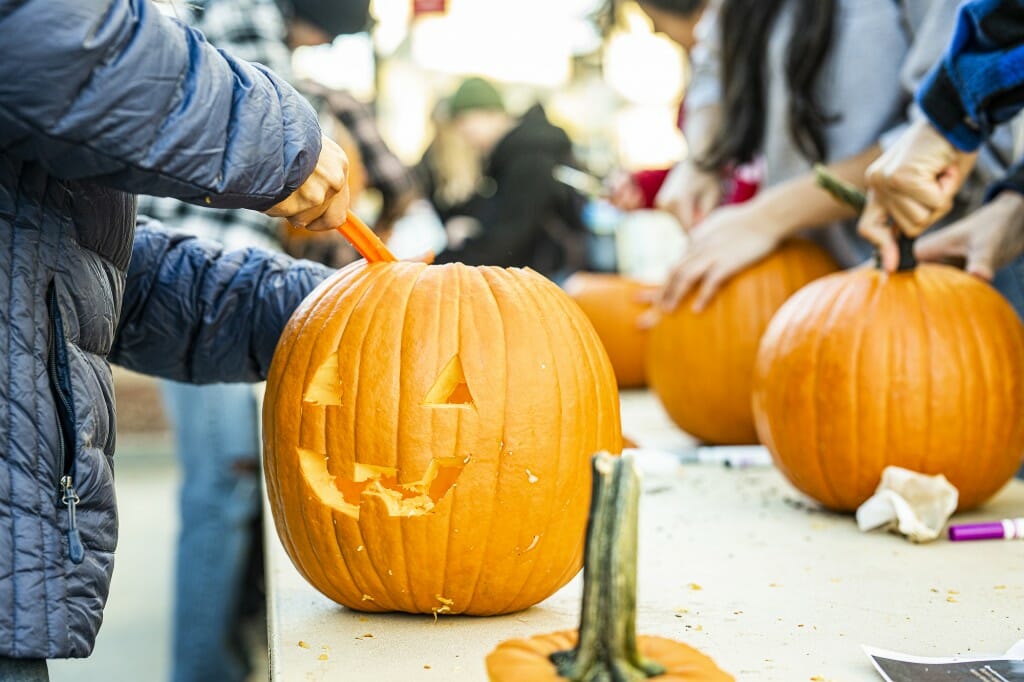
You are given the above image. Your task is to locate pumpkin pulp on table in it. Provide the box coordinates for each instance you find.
[486,453,733,681]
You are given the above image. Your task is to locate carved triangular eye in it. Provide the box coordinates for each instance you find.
[423,354,475,408]
[304,352,342,406]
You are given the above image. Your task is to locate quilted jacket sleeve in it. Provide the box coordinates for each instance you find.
[110,218,332,383]
[0,0,320,210]
[918,0,1024,151]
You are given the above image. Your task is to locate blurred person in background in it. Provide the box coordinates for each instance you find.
[0,0,346,678]
[417,78,589,281]
[138,2,369,681]
[652,0,975,313]
[608,0,760,213]
[289,83,426,267]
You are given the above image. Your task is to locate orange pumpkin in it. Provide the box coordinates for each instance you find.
[486,453,733,681]
[263,260,622,615]
[646,240,837,444]
[753,264,1024,511]
[564,273,656,388]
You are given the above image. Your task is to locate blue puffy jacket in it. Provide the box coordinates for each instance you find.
[0,0,330,658]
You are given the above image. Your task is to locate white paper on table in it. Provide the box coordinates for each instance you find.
[864,641,1024,681]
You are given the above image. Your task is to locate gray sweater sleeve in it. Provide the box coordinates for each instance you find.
[879,0,964,151]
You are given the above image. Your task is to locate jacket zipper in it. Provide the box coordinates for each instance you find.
[47,285,84,564]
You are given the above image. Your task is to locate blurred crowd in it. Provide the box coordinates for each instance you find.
[3,0,1024,681]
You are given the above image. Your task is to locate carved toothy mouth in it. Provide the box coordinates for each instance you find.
[298,449,468,519]
[297,351,474,519]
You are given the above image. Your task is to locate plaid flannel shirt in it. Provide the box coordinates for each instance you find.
[139,0,294,251]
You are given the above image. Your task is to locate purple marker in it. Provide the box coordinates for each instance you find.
[948,518,1024,542]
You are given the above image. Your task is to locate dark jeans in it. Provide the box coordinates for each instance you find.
[160,381,263,682]
[0,658,48,682]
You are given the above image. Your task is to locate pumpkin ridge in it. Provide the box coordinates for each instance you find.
[934,270,973,491]
[430,266,465,612]
[495,273,567,613]
[457,266,511,612]
[346,265,414,609]
[951,272,996,497]
[972,275,1013,495]
[278,265,373,596]
[390,262,430,611]
[486,266,566,613]
[315,272,388,609]
[882,278,897,510]
[433,264,477,614]
[265,264,360,548]
[529,274,598,599]
[850,274,882,506]
[777,276,839,503]
[987,281,1024,485]
[910,272,935,480]
[929,270,981,501]
[543,273,621,590]
[547,286,602,592]
[809,276,854,509]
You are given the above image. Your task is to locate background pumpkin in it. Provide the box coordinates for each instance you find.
[753,264,1024,511]
[646,240,837,444]
[263,259,622,615]
[564,273,657,388]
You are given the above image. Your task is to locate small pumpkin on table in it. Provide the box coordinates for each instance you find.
[486,452,733,681]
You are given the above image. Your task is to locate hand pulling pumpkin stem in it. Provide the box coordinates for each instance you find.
[813,164,916,272]
[549,452,667,682]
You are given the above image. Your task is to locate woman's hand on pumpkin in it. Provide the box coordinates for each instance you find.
[655,160,722,232]
[266,135,351,232]
[654,203,785,314]
[915,191,1024,281]
[858,120,978,271]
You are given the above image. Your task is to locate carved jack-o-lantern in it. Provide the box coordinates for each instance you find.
[263,259,622,615]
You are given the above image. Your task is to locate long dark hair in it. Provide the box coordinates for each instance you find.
[700,0,837,171]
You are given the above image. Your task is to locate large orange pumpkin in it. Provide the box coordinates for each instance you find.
[486,453,733,681]
[564,273,656,388]
[263,260,622,615]
[753,264,1024,511]
[646,240,838,444]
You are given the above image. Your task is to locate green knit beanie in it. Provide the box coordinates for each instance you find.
[448,78,505,117]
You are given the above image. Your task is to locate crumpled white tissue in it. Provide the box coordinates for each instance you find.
[855,466,959,543]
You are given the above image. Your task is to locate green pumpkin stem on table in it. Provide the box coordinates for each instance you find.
[813,164,917,272]
[549,452,666,682]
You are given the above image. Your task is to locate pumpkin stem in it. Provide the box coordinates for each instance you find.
[336,210,398,263]
[813,165,916,272]
[549,453,666,682]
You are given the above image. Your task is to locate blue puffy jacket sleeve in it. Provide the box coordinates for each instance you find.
[917,0,1024,152]
[0,0,320,210]
[110,219,332,382]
